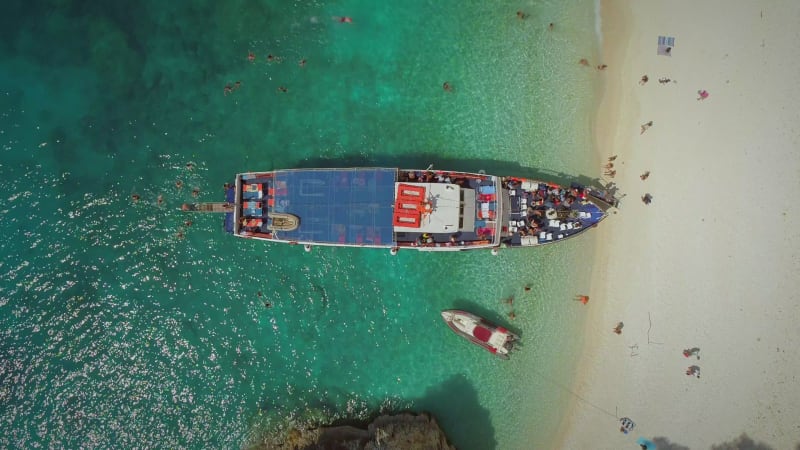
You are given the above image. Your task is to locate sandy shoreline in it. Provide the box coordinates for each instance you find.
[556,1,800,449]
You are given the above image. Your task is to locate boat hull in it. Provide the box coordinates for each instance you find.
[191,167,617,252]
[440,309,519,359]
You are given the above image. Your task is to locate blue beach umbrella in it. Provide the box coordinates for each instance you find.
[619,417,635,434]
[636,437,656,449]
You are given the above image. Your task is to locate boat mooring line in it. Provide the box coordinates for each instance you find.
[531,368,619,419]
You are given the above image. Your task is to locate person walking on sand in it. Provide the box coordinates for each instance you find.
[597,64,608,70]
[639,75,648,85]
[603,162,614,169]
[608,155,617,161]
[640,121,653,134]
[574,295,589,305]
[641,193,652,205]
[613,322,624,335]
[697,89,709,100]
[640,171,650,180]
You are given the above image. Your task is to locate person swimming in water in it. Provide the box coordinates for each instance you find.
[333,16,353,23]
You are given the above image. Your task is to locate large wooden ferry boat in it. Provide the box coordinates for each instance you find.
[182,167,617,252]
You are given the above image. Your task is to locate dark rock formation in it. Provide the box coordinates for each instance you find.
[262,412,455,450]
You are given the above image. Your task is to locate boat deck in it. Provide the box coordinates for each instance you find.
[499,180,606,246]
[393,171,497,249]
[236,168,397,246]
[225,167,611,250]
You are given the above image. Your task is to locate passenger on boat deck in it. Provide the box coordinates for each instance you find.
[407,171,417,181]
[417,233,433,245]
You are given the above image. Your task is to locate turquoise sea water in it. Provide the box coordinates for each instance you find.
[0,1,601,448]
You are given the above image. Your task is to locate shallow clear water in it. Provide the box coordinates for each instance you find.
[0,0,600,448]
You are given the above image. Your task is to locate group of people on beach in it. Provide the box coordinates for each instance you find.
[639,75,676,86]
[684,347,701,377]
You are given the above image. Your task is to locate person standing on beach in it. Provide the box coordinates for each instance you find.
[639,75,649,85]
[683,347,701,359]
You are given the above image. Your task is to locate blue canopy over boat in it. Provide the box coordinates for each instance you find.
[268,168,397,246]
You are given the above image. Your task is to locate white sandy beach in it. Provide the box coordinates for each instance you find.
[557,1,800,449]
